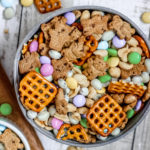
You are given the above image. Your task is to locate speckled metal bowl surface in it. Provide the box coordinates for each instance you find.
[14,6,150,147]
[0,117,30,150]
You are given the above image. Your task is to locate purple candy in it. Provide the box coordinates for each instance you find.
[73,95,86,107]
[64,12,75,25]
[134,100,142,111]
[112,36,126,48]
[29,40,38,52]
[51,118,63,130]
[40,56,51,64]
[81,114,86,118]
[40,64,53,76]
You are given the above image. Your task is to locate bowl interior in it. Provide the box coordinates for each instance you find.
[0,118,30,150]
[14,6,150,147]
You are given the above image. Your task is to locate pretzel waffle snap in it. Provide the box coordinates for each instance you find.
[86,95,126,137]
[133,35,150,58]
[108,81,147,98]
[62,124,89,143]
[56,124,71,139]
[19,71,57,112]
[34,0,61,14]
[74,35,98,66]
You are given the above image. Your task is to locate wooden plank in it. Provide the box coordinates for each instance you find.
[0,1,22,82]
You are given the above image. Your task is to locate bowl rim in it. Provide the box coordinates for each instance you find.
[14,5,150,148]
[0,117,30,150]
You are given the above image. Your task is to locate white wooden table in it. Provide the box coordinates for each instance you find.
[0,0,150,149]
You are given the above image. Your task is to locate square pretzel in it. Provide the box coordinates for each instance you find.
[87,95,126,137]
[34,0,61,14]
[19,71,57,112]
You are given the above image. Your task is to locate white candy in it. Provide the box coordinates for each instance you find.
[145,59,150,73]
[53,129,58,136]
[44,75,53,82]
[58,79,67,89]
[69,113,79,125]
[91,79,102,90]
[0,143,5,150]
[64,95,69,102]
[93,94,102,100]
[102,81,110,88]
[37,111,50,121]
[80,87,89,96]
[49,50,61,59]
[27,110,37,119]
[0,131,2,135]
[132,76,143,85]
[67,70,73,77]
[111,128,120,136]
[102,30,115,41]
[65,87,70,95]
[48,105,56,116]
[141,72,150,83]
[96,134,108,141]
[40,107,47,112]
[122,77,131,82]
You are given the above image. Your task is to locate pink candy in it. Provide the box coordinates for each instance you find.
[40,64,54,76]
[51,118,63,130]
[29,40,38,53]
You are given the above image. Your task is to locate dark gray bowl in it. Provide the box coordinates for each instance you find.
[14,6,150,148]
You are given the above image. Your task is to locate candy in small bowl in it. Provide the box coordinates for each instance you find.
[14,6,150,147]
[0,118,30,150]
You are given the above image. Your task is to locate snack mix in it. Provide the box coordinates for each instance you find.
[0,125,24,150]
[18,10,150,143]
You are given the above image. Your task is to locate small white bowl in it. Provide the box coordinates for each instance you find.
[0,117,30,150]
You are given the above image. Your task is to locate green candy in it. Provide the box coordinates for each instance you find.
[35,67,40,73]
[108,48,118,56]
[141,83,144,86]
[128,52,141,64]
[127,109,134,119]
[103,55,108,62]
[80,118,87,128]
[73,64,81,70]
[98,74,111,83]
[0,103,12,116]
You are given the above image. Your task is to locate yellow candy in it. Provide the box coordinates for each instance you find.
[142,12,150,23]
[20,0,33,7]
[96,88,106,94]
[107,57,120,67]
[66,77,78,90]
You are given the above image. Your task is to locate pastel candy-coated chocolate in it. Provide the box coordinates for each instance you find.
[0,103,12,116]
[40,56,51,64]
[91,79,102,90]
[40,64,54,76]
[74,64,81,70]
[134,100,142,111]
[96,135,108,141]
[64,12,76,25]
[3,7,15,20]
[97,41,109,50]
[127,109,134,119]
[73,95,86,107]
[35,67,40,73]
[111,128,120,136]
[98,74,111,83]
[128,52,141,64]
[29,40,38,52]
[103,55,108,62]
[142,12,150,23]
[1,0,14,8]
[27,110,37,119]
[49,50,61,59]
[37,111,50,121]
[44,75,53,82]
[21,0,33,7]
[102,30,115,41]
[112,36,126,48]
[51,118,63,130]
[0,125,6,132]
[108,48,118,56]
[80,118,87,128]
